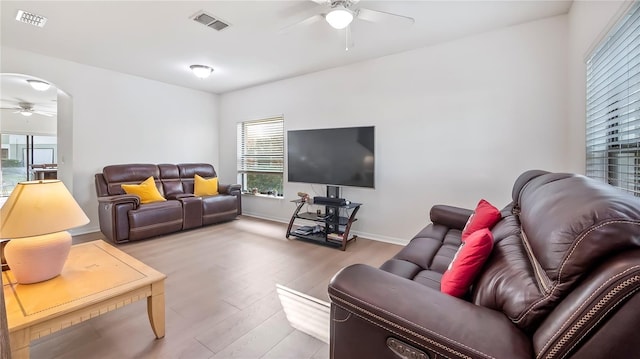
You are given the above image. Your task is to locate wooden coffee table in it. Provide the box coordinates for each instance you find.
[2,240,166,358]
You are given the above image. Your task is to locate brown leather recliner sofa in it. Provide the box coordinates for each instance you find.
[329,170,640,359]
[95,163,241,244]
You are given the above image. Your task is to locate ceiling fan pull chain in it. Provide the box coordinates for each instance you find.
[345,25,351,51]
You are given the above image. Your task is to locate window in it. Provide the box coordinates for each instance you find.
[586,2,640,196]
[1,134,57,196]
[237,116,284,196]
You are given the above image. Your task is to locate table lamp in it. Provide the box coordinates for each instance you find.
[0,180,89,284]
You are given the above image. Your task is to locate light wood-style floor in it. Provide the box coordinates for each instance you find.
[29,216,403,359]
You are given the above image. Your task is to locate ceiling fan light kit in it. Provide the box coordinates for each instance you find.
[26,79,51,91]
[190,65,214,79]
[20,110,33,117]
[281,0,414,50]
[326,6,354,29]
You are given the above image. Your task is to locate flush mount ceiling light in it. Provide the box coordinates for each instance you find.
[16,10,47,27]
[26,79,51,91]
[190,65,214,79]
[325,5,354,29]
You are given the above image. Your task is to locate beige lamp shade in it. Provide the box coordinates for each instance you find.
[0,180,89,284]
[0,180,89,239]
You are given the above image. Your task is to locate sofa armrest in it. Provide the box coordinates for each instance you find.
[97,194,140,207]
[219,184,242,215]
[166,193,194,200]
[429,204,473,230]
[328,264,532,359]
[97,195,140,244]
[219,183,241,195]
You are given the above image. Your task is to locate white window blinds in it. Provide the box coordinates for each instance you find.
[237,116,284,174]
[586,1,640,196]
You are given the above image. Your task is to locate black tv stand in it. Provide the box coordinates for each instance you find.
[326,185,340,199]
[286,198,361,251]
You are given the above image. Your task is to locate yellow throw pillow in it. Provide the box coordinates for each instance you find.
[121,176,166,204]
[194,174,219,196]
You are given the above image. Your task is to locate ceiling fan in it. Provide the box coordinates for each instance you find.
[0,102,54,117]
[281,0,415,50]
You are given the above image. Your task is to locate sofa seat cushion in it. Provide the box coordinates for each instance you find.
[127,200,183,241]
[380,223,461,289]
[201,194,238,225]
[379,260,443,290]
[379,259,422,281]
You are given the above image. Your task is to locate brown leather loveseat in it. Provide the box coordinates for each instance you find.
[95,163,241,244]
[329,170,640,359]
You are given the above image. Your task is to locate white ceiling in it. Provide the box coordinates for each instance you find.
[0,73,57,135]
[0,73,57,116]
[1,1,573,95]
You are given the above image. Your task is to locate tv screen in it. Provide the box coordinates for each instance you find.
[287,126,375,188]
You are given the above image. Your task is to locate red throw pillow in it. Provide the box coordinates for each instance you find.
[461,199,501,242]
[441,228,494,297]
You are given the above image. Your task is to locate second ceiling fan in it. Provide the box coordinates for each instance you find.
[0,102,54,117]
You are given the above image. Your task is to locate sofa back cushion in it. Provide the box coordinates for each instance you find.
[510,169,549,209]
[472,173,640,332]
[441,228,494,297]
[159,164,183,197]
[102,164,160,196]
[194,174,219,196]
[121,176,166,204]
[99,163,221,198]
[178,163,217,194]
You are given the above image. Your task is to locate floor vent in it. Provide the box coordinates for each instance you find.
[192,11,230,31]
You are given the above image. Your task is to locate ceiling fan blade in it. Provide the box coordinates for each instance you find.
[356,7,415,25]
[279,13,324,34]
[315,0,361,5]
[34,111,54,117]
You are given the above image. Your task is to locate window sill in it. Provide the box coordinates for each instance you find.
[242,193,285,200]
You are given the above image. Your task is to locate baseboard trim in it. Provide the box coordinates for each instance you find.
[241,212,290,224]
[77,213,410,246]
[241,213,409,246]
[353,231,408,246]
[70,226,101,236]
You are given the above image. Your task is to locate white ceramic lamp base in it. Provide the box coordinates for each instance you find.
[4,231,72,284]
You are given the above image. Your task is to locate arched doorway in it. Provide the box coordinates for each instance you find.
[0,73,57,196]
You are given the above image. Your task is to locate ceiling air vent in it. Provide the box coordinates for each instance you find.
[192,11,230,31]
[15,10,47,27]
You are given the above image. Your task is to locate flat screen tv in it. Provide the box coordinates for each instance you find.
[287,126,375,188]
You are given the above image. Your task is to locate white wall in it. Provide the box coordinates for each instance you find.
[1,47,220,234]
[2,1,629,243]
[220,16,569,244]
[566,0,635,173]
